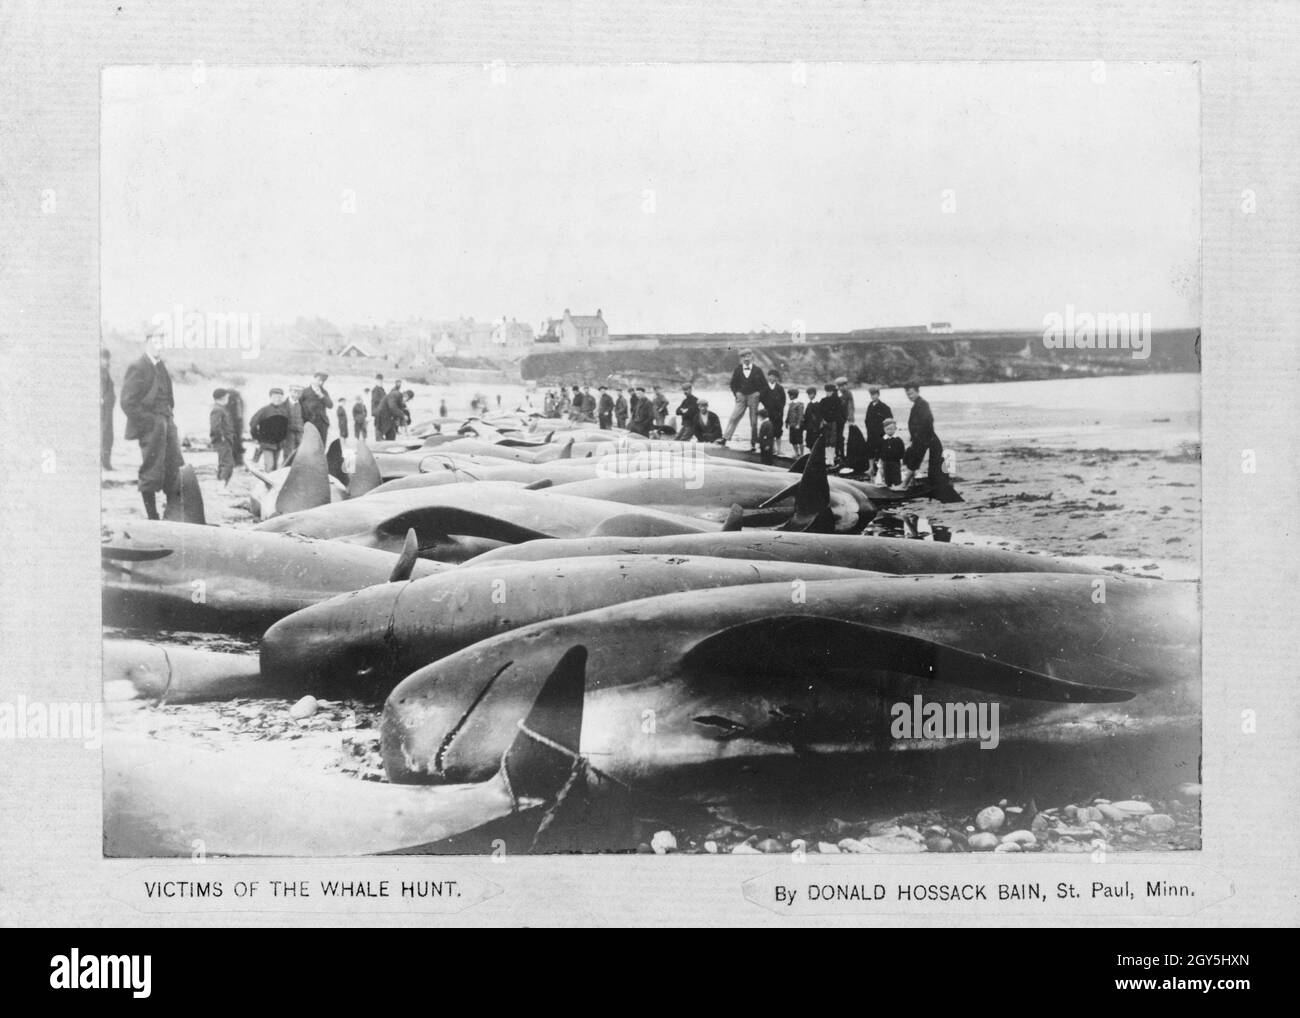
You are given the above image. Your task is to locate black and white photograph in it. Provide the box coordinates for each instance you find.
[8,0,1300,947]
[97,62,1204,859]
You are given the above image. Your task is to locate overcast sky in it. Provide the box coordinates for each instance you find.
[102,63,1199,334]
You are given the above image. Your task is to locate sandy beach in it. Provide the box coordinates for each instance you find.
[99,364,1201,853]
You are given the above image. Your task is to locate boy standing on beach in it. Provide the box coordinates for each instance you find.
[880,418,905,488]
[210,389,235,492]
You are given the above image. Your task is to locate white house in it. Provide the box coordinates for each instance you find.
[556,308,608,347]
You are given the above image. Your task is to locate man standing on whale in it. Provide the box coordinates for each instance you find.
[719,347,769,451]
[119,329,185,520]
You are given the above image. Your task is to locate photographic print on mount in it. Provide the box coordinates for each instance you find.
[99,63,1201,858]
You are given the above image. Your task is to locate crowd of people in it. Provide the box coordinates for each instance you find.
[533,348,946,486]
[101,333,423,518]
[101,332,947,523]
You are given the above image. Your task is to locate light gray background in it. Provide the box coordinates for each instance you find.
[0,0,1296,927]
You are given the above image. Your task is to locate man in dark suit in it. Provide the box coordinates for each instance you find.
[100,348,115,470]
[901,382,945,487]
[720,348,769,449]
[628,388,655,437]
[380,383,408,440]
[298,371,334,442]
[674,383,699,440]
[690,400,723,443]
[119,331,184,519]
[597,386,614,429]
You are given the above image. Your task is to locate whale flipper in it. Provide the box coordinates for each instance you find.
[682,615,1137,704]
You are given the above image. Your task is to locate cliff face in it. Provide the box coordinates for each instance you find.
[519,330,1201,387]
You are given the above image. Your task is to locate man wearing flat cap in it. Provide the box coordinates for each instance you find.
[298,370,334,442]
[720,348,769,450]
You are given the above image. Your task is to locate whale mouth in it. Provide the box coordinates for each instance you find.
[432,660,513,776]
[382,658,519,784]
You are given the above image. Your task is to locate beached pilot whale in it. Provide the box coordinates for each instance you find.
[103,639,265,704]
[253,481,713,562]
[260,555,872,697]
[381,573,1199,801]
[464,529,1103,576]
[104,647,597,856]
[102,520,435,634]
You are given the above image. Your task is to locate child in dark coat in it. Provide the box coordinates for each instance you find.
[880,418,906,487]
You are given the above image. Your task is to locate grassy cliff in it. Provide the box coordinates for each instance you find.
[519,330,1200,387]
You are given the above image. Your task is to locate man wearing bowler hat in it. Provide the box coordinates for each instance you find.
[298,370,334,443]
[119,328,185,519]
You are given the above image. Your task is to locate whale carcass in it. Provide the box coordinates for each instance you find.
[381,573,1199,801]
[102,520,440,635]
[259,555,872,696]
[104,647,594,856]
[253,482,713,562]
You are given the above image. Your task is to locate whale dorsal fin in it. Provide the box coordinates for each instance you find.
[389,528,420,582]
[502,646,588,802]
[277,425,331,515]
[348,439,383,497]
[777,436,834,533]
[162,464,206,525]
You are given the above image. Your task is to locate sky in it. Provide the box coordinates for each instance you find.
[102,63,1200,334]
